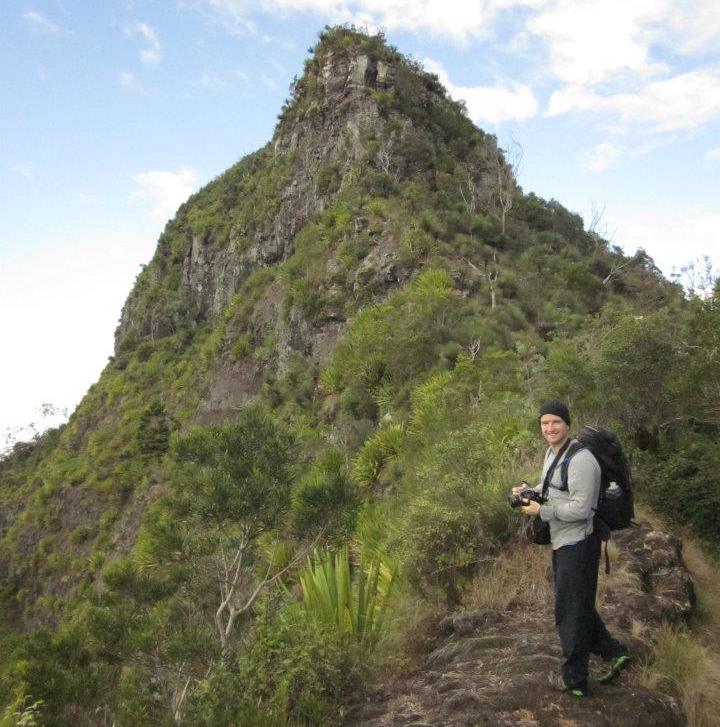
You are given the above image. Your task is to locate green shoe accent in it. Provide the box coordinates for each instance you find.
[548,671,588,696]
[598,654,631,684]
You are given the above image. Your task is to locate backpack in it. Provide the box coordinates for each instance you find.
[560,425,635,535]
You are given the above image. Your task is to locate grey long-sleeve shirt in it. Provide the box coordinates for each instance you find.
[536,441,601,550]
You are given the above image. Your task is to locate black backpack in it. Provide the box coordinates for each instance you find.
[560,425,635,535]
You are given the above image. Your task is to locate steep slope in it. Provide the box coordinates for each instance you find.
[2,25,712,727]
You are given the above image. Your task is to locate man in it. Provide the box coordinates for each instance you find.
[514,400,629,697]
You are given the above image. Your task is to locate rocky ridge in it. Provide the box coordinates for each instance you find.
[345,524,695,727]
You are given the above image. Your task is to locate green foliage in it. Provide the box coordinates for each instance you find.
[595,315,676,435]
[300,546,395,645]
[400,489,485,606]
[351,424,406,487]
[541,341,597,417]
[230,332,252,360]
[8,625,107,727]
[324,269,465,415]
[136,401,170,458]
[291,450,359,541]
[253,333,279,361]
[170,406,295,528]
[315,163,341,194]
[0,696,46,727]
[637,435,720,552]
[185,599,356,727]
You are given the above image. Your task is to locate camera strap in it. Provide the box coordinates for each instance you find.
[541,439,571,501]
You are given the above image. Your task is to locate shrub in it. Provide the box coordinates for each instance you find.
[185,599,357,727]
[230,332,252,360]
[324,269,461,408]
[400,487,489,607]
[636,435,720,551]
[291,450,359,541]
[351,424,406,487]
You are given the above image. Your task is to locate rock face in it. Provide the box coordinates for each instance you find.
[344,523,693,727]
[116,49,405,347]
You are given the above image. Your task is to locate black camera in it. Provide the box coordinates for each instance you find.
[508,485,545,509]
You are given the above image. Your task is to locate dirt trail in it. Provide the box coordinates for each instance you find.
[345,524,695,727]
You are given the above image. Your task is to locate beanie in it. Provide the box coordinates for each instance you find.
[538,400,571,426]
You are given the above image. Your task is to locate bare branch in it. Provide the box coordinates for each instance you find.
[602,259,632,285]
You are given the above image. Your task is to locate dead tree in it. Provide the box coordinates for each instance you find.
[588,201,617,257]
[463,254,500,310]
[214,532,317,650]
[487,138,522,235]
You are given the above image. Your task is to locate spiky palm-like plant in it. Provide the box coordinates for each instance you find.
[299,546,395,646]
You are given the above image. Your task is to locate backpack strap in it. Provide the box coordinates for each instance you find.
[541,440,572,500]
[558,440,586,492]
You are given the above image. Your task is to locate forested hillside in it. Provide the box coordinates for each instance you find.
[1,26,719,727]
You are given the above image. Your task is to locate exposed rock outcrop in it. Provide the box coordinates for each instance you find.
[117,47,410,348]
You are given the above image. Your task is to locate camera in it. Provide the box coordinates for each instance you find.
[508,484,545,509]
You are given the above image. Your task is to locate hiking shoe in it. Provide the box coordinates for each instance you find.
[547,671,588,697]
[597,654,631,684]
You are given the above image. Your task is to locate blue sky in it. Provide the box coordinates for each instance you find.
[1,0,719,446]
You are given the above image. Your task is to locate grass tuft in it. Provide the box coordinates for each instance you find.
[638,626,720,727]
[468,544,552,612]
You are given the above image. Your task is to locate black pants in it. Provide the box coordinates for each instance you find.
[552,532,626,689]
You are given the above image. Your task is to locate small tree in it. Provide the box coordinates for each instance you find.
[170,406,300,650]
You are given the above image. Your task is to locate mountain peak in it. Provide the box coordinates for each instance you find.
[115,25,496,351]
[275,25,463,147]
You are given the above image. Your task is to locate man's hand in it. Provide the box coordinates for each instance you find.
[521,500,541,517]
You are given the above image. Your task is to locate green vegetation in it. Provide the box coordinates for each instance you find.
[0,24,717,727]
[300,545,395,644]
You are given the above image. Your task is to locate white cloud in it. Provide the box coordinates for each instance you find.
[423,58,538,124]
[707,147,720,160]
[124,22,161,64]
[260,74,279,91]
[138,22,162,64]
[201,0,720,62]
[665,0,720,54]
[234,69,250,83]
[130,169,198,220]
[21,9,69,34]
[194,72,229,91]
[12,162,38,179]
[204,0,259,36]
[527,1,669,86]
[612,206,720,277]
[547,69,720,132]
[581,142,620,172]
[119,70,146,93]
[204,0,539,44]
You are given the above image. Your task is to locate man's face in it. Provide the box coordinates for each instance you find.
[540,414,569,448]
